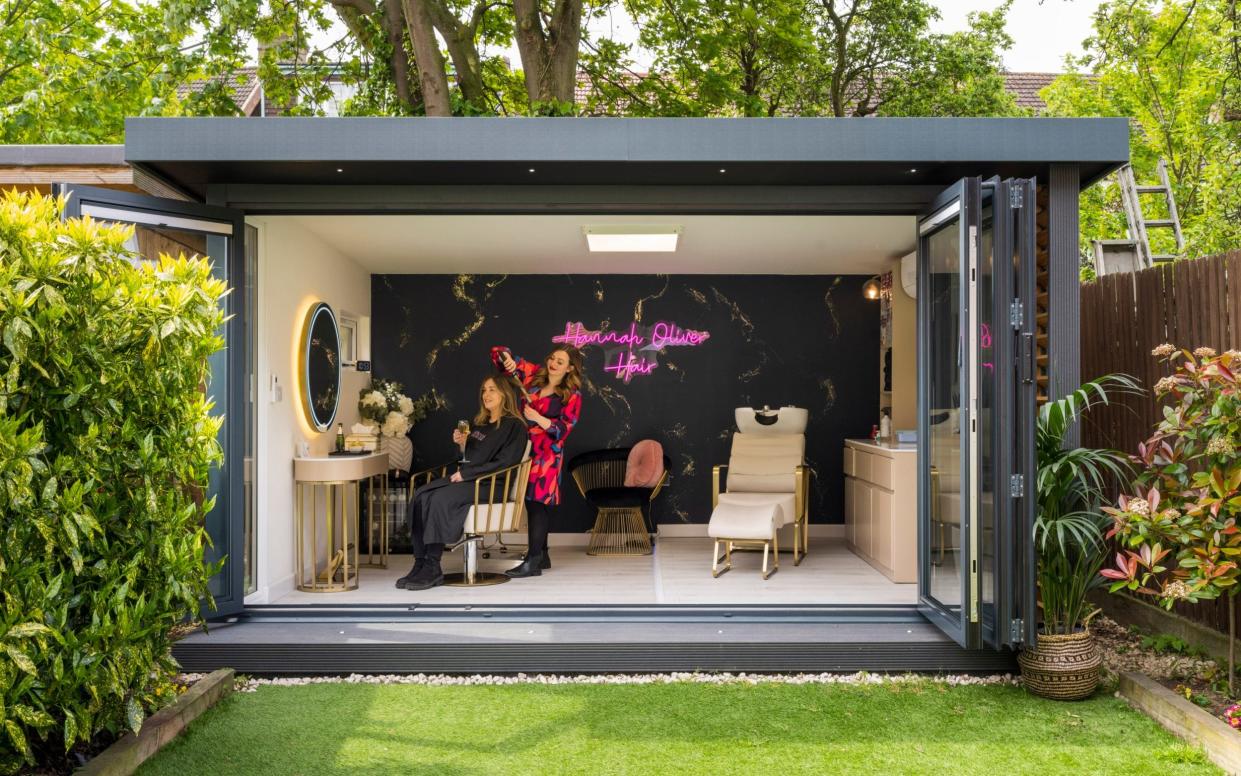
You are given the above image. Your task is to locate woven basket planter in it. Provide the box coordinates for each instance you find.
[1018,630,1102,701]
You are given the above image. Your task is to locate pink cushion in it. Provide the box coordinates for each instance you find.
[624,440,665,488]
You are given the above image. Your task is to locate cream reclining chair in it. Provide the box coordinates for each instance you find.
[410,442,532,586]
[708,407,810,579]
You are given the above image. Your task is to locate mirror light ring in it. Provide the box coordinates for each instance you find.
[299,301,341,432]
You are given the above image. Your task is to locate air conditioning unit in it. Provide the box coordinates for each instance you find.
[900,251,917,299]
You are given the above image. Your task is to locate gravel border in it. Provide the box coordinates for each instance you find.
[178,671,1020,692]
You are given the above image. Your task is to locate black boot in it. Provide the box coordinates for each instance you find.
[515,550,551,570]
[505,554,543,578]
[404,558,444,591]
[395,558,424,589]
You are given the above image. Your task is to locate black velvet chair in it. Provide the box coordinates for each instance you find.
[568,447,671,556]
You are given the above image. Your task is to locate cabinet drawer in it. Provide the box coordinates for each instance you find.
[869,455,894,490]
[852,450,872,483]
[843,446,855,477]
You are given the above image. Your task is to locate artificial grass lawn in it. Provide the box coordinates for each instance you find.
[136,681,1218,776]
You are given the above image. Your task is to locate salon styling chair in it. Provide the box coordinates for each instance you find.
[708,406,810,579]
[409,442,532,586]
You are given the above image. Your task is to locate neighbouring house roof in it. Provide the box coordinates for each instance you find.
[1003,72,1062,112]
[175,68,263,116]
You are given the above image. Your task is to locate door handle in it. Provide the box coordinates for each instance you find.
[1020,333,1035,384]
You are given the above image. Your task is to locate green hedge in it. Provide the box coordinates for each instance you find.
[0,192,226,772]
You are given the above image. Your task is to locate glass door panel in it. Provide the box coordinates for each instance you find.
[58,186,247,618]
[918,178,981,648]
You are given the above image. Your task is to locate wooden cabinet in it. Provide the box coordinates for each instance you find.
[843,440,917,583]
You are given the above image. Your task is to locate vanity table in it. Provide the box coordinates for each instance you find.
[293,452,390,592]
[843,439,917,583]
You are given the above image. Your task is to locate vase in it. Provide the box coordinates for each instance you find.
[1017,630,1102,701]
[381,435,413,472]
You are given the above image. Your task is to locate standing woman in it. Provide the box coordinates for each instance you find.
[490,344,584,578]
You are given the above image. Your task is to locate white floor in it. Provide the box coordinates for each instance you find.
[271,538,918,606]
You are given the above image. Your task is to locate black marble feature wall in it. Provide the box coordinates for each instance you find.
[371,275,879,533]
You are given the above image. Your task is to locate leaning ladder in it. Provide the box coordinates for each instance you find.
[1117,159,1184,268]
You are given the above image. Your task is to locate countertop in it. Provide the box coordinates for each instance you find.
[845,438,918,454]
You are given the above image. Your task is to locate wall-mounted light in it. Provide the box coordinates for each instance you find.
[583,224,681,252]
[862,275,882,300]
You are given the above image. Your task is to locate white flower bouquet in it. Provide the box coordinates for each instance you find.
[358,379,425,438]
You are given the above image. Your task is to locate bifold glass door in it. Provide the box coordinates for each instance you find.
[58,185,248,618]
[917,178,1037,650]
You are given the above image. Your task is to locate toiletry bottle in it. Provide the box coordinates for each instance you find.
[880,414,891,440]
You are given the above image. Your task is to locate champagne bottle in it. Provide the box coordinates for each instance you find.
[335,423,345,452]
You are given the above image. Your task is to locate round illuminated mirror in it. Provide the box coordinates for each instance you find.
[300,302,341,432]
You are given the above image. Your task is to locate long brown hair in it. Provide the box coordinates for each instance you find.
[530,346,584,402]
[474,375,524,426]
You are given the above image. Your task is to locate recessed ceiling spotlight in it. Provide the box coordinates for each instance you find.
[908,168,918,173]
[336,168,343,173]
[719,168,727,173]
[528,167,536,173]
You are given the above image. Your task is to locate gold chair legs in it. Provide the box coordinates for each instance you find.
[586,506,653,556]
[792,518,808,566]
[711,533,779,579]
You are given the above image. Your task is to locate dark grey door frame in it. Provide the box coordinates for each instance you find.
[56,184,248,619]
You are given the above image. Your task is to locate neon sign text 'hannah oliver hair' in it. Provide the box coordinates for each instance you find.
[551,321,710,382]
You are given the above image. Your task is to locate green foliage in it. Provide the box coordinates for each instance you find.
[1103,346,1241,603]
[0,0,243,143]
[580,0,1020,117]
[1042,0,1241,267]
[1140,633,1207,658]
[1034,374,1139,635]
[0,192,226,772]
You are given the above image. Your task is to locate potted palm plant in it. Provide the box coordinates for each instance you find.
[1018,374,1138,700]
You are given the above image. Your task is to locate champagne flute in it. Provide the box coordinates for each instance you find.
[456,419,470,464]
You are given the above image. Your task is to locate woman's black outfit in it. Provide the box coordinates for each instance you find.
[399,415,526,590]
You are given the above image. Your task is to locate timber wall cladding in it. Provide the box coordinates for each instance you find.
[371,274,880,533]
[1081,251,1241,637]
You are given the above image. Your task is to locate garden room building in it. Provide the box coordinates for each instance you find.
[3,116,1129,673]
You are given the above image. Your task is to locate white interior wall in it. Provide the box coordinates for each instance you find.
[247,217,371,604]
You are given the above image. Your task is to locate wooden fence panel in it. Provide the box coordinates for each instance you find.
[1080,250,1241,635]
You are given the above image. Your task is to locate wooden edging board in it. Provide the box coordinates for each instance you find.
[1119,672,1241,775]
[77,668,235,776]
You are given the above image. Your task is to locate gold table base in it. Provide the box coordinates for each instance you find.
[295,471,388,592]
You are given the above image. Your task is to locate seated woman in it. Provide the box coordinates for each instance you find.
[397,376,527,591]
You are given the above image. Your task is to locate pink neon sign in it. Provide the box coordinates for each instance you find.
[551,320,711,382]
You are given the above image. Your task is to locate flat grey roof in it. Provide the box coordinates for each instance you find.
[124,117,1129,197]
[0,145,126,166]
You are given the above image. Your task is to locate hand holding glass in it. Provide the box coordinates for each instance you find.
[456,419,470,464]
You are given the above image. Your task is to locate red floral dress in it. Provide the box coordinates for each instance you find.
[491,346,582,506]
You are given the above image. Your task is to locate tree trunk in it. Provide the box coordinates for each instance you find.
[383,0,417,108]
[402,0,452,116]
[426,2,488,111]
[512,0,583,109]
